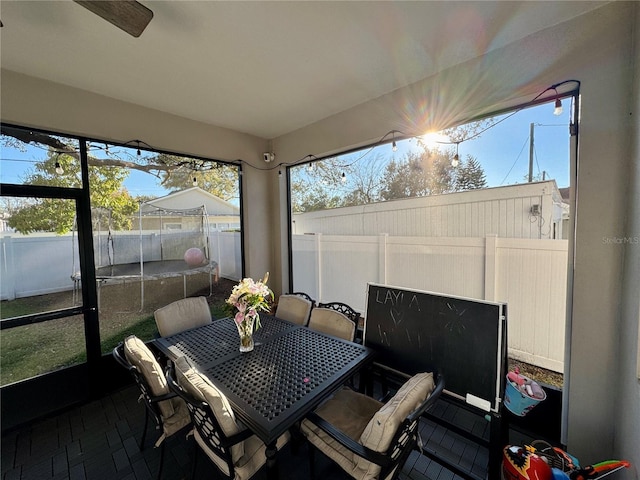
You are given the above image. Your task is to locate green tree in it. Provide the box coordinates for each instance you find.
[455,156,487,191]
[379,148,460,200]
[7,150,138,234]
[290,157,353,213]
[154,154,239,201]
[379,154,430,200]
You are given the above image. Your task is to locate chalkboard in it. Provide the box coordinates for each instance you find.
[365,283,507,412]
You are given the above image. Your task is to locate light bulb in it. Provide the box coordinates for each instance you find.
[278,170,282,177]
[553,98,563,116]
[55,161,64,175]
[192,177,197,186]
[392,140,398,152]
[341,172,346,183]
[451,154,459,168]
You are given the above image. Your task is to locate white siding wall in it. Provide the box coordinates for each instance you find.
[293,181,562,240]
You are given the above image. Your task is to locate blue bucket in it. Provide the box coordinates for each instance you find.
[504,375,546,416]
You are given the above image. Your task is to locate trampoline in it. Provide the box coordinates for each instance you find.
[72,203,218,309]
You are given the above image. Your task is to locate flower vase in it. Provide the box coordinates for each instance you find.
[236,313,257,352]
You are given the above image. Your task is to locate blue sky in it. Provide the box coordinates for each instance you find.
[327,99,571,190]
[452,101,571,188]
[1,99,570,195]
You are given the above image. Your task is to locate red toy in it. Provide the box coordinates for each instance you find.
[504,443,631,480]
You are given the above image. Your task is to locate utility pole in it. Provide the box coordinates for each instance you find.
[528,122,534,183]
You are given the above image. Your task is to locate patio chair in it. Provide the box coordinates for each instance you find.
[113,337,191,479]
[167,356,290,479]
[292,291,316,306]
[275,293,314,326]
[308,306,356,342]
[317,301,361,341]
[154,296,212,337]
[300,371,444,480]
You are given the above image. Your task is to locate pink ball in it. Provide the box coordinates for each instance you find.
[184,248,205,266]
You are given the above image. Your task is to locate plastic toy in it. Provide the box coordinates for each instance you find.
[503,442,630,480]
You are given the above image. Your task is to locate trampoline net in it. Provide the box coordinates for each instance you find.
[92,204,210,269]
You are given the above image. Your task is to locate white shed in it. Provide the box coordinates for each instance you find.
[292,180,568,240]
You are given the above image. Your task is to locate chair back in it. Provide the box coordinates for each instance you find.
[308,307,356,342]
[154,296,212,337]
[317,301,360,341]
[292,291,316,307]
[113,338,170,427]
[317,301,359,324]
[167,357,251,477]
[361,372,446,479]
[275,294,313,326]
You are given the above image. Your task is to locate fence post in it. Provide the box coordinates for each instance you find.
[315,233,323,301]
[0,236,16,301]
[378,233,388,284]
[484,234,498,301]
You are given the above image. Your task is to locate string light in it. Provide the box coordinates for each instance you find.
[451,143,460,167]
[192,177,197,186]
[55,161,64,175]
[553,98,563,116]
[235,79,578,177]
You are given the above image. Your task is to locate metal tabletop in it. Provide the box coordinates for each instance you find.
[154,315,376,445]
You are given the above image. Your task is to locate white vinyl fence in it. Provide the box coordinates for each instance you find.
[293,233,568,373]
[0,231,242,301]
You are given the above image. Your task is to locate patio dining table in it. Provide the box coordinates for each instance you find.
[154,314,375,479]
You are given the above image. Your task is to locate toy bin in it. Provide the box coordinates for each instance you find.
[504,375,546,416]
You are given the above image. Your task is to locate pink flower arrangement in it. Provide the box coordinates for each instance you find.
[226,273,274,331]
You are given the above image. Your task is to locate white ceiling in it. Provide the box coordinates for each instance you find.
[1,1,608,139]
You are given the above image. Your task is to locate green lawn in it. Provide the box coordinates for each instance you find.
[0,287,231,386]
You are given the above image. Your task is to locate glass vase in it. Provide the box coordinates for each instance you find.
[236,314,256,352]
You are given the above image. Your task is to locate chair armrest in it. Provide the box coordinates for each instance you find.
[305,412,391,468]
[222,427,254,447]
[148,391,178,404]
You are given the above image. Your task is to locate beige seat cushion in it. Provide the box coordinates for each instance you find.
[154,296,212,337]
[300,387,382,480]
[308,308,355,342]
[356,372,435,477]
[194,426,289,480]
[123,336,191,444]
[301,373,435,480]
[175,356,289,479]
[123,335,175,418]
[174,356,244,462]
[275,295,313,326]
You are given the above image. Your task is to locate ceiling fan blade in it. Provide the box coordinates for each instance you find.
[74,1,153,38]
